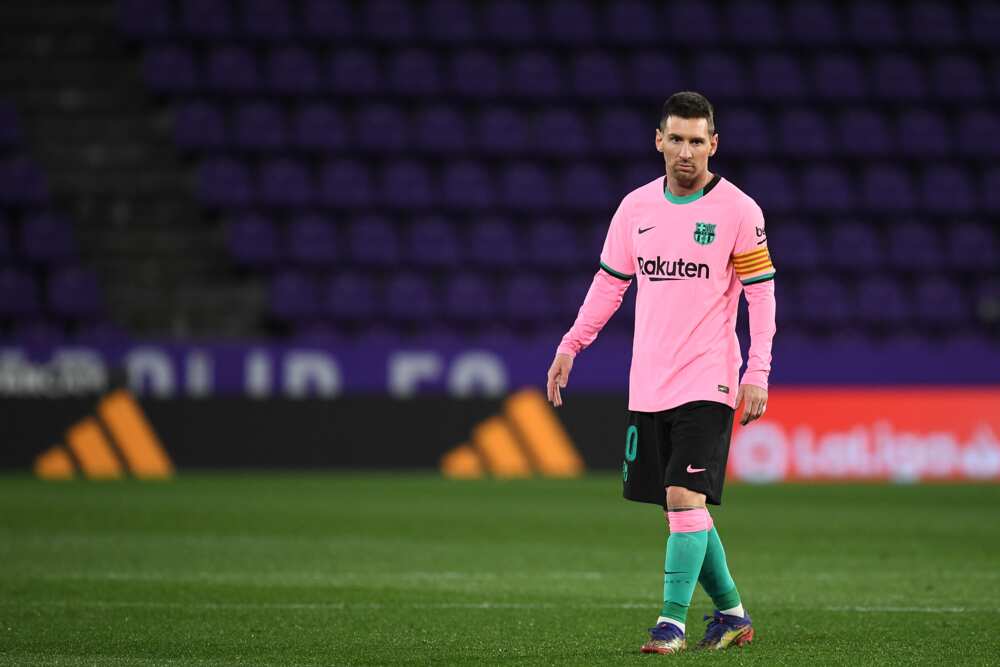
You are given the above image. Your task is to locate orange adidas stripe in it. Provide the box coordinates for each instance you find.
[505,389,584,477]
[66,417,122,479]
[440,444,485,479]
[34,445,75,480]
[473,416,532,478]
[98,390,174,478]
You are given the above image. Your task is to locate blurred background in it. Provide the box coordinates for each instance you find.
[1,0,998,481]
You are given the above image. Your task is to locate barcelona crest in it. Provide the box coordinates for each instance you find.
[693,222,716,245]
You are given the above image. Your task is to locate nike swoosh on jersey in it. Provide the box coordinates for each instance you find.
[638,226,656,234]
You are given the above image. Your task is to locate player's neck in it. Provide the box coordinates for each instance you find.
[665,170,715,198]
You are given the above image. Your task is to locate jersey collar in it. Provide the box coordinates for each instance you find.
[663,173,721,204]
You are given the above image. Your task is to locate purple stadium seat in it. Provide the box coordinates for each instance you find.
[753,54,805,99]
[920,165,976,214]
[324,273,376,321]
[267,47,321,94]
[198,157,253,207]
[969,2,1000,46]
[888,221,940,271]
[287,214,337,266]
[561,163,614,212]
[503,274,554,322]
[534,109,589,156]
[233,102,286,152]
[228,213,279,266]
[355,104,406,153]
[595,108,648,157]
[119,0,171,38]
[293,104,348,151]
[20,213,76,263]
[259,159,313,207]
[468,218,517,268]
[528,219,580,268]
[180,0,233,37]
[857,276,909,325]
[302,0,354,38]
[511,52,564,99]
[174,101,226,150]
[270,271,320,321]
[384,273,436,322]
[725,0,781,44]
[693,53,747,100]
[10,320,65,347]
[863,165,916,212]
[985,168,1000,213]
[206,46,258,93]
[387,48,441,96]
[318,160,372,208]
[948,222,997,270]
[607,0,658,43]
[914,276,967,325]
[572,51,623,98]
[445,275,496,322]
[364,0,415,41]
[48,267,102,319]
[144,46,198,93]
[930,55,986,100]
[629,52,683,99]
[827,222,882,269]
[348,215,400,266]
[545,0,596,43]
[770,222,821,270]
[382,161,435,209]
[670,0,720,44]
[242,0,291,40]
[0,157,48,204]
[442,161,494,209]
[897,110,950,157]
[720,108,769,157]
[796,277,849,326]
[786,1,841,44]
[330,49,379,96]
[779,110,831,157]
[743,165,797,214]
[813,54,867,100]
[424,0,478,42]
[414,106,469,154]
[0,268,40,316]
[408,217,460,268]
[961,110,1000,158]
[556,272,594,319]
[450,49,503,98]
[838,110,893,157]
[873,54,926,100]
[484,0,539,43]
[502,162,554,211]
[907,1,961,45]
[848,1,900,44]
[476,108,528,155]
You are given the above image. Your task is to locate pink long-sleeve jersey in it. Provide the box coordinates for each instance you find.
[557,174,777,412]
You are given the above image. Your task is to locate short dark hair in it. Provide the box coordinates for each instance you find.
[659,91,716,135]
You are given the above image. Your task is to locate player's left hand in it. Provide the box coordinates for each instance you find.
[736,384,768,426]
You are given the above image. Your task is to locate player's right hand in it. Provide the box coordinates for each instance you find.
[546,353,574,407]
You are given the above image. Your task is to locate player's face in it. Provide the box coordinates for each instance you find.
[655,116,718,188]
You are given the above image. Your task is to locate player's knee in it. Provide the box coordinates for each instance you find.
[665,485,706,510]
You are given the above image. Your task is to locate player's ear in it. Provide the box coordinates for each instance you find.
[709,133,719,156]
[655,128,664,152]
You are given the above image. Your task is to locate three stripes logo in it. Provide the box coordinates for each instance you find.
[440,389,584,479]
[33,390,174,480]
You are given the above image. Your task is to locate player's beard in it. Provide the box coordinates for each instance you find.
[671,162,699,189]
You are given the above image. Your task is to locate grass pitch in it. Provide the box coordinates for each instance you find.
[1,474,998,666]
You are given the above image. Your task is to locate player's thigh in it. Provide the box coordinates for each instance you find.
[663,401,735,505]
[622,410,668,506]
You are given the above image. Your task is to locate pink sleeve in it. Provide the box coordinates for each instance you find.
[740,277,776,390]
[556,269,631,358]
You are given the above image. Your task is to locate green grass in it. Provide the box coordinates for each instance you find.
[1,474,999,666]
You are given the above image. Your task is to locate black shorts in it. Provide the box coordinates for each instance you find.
[622,400,735,507]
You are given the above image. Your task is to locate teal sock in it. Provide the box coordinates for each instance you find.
[698,526,742,612]
[660,530,709,623]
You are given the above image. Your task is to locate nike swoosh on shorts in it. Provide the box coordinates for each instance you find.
[686,465,706,473]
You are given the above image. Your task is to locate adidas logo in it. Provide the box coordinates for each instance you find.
[440,389,584,479]
[33,389,174,480]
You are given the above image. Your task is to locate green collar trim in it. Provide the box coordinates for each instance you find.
[663,174,721,205]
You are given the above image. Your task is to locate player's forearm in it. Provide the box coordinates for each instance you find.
[741,279,776,389]
[556,269,630,357]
